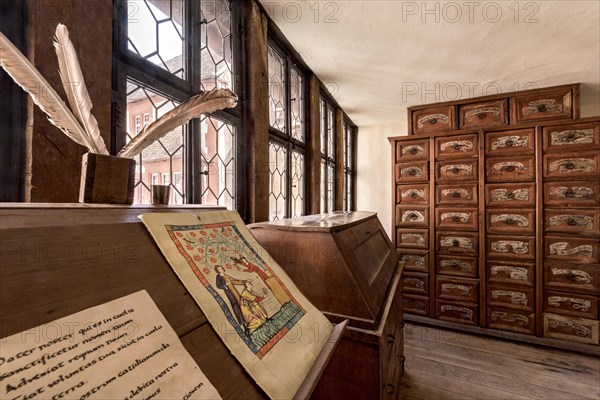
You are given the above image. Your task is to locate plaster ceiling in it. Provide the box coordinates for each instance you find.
[260,0,600,132]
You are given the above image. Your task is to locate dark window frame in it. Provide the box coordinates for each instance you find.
[320,94,336,213]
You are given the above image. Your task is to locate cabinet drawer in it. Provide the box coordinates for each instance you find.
[486,156,535,183]
[544,263,600,295]
[485,183,536,208]
[402,271,429,295]
[436,160,478,183]
[486,235,535,261]
[486,208,535,235]
[487,284,534,312]
[546,236,599,264]
[435,134,479,159]
[543,122,600,153]
[544,181,600,207]
[398,250,429,273]
[395,161,429,183]
[487,308,535,335]
[543,313,599,345]
[544,291,598,320]
[403,294,429,316]
[543,152,600,180]
[412,106,455,134]
[436,184,478,206]
[436,255,478,278]
[437,231,478,256]
[396,228,429,250]
[395,206,429,228]
[396,184,429,205]
[436,301,479,326]
[459,99,509,130]
[485,129,535,156]
[487,261,535,287]
[396,139,430,161]
[436,276,479,303]
[513,88,573,123]
[544,209,600,236]
[436,208,478,231]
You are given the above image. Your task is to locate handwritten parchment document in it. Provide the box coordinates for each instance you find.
[0,290,221,400]
[140,211,334,399]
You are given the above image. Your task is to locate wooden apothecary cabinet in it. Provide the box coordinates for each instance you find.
[249,211,404,400]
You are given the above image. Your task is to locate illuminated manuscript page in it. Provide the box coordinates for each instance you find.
[0,290,221,400]
[140,211,334,399]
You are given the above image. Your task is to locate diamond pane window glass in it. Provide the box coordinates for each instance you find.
[269,141,288,221]
[199,114,235,209]
[345,172,353,211]
[127,0,185,78]
[320,98,326,155]
[200,0,233,91]
[290,67,305,142]
[291,151,305,218]
[320,160,327,213]
[268,46,286,132]
[327,105,335,159]
[127,80,183,205]
[327,163,335,212]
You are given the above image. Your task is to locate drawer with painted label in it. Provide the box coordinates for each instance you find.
[513,87,574,123]
[543,121,600,153]
[402,271,429,295]
[397,250,429,273]
[395,161,429,183]
[486,209,535,235]
[486,156,535,183]
[396,139,430,161]
[411,106,455,134]
[395,206,429,228]
[396,184,429,205]
[435,134,479,159]
[436,300,479,326]
[485,129,535,156]
[436,276,479,303]
[436,208,479,231]
[487,261,535,287]
[487,284,534,312]
[544,262,600,294]
[545,236,599,264]
[543,313,599,345]
[544,180,600,207]
[486,235,535,261]
[544,209,600,236]
[543,152,600,180]
[459,99,509,130]
[396,228,429,250]
[403,294,429,317]
[487,308,535,335]
[436,184,478,206]
[543,291,598,320]
[436,255,478,279]
[436,159,478,183]
[436,231,478,256]
[485,183,536,208]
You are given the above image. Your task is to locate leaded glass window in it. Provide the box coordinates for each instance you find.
[320,95,336,213]
[269,141,287,221]
[343,120,356,211]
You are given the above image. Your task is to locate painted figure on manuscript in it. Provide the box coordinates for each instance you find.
[214,265,245,325]
[231,255,270,281]
[240,281,269,332]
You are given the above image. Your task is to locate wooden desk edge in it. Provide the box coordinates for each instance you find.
[293,319,349,400]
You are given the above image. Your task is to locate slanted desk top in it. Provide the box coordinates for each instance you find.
[250,211,378,232]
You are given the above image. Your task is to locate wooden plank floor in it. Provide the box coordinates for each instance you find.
[401,323,600,400]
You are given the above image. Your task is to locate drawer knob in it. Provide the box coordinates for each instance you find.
[387,334,395,344]
[408,169,417,176]
[507,192,515,199]
[451,261,461,269]
[566,272,578,281]
[505,218,515,225]
[567,218,578,226]
[452,167,461,174]
[506,139,515,146]
[566,133,576,141]
[452,216,460,222]
[429,118,438,125]
[478,112,487,119]
[565,162,576,170]
[452,239,460,246]
[453,143,462,150]
[537,104,547,113]
[410,192,418,198]
[452,191,461,198]
[409,147,418,155]
[504,165,515,172]
[386,384,395,395]
[564,189,575,198]
[409,213,417,220]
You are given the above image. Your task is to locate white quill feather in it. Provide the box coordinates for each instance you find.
[53,24,108,155]
[118,89,238,159]
[0,31,101,153]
